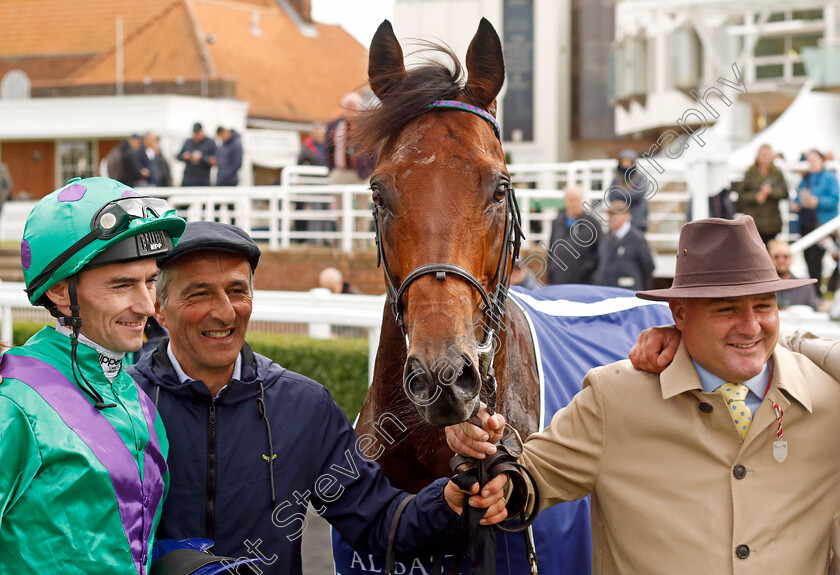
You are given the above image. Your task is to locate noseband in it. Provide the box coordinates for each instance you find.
[371,99,524,409]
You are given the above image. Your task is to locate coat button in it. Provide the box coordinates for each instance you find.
[698,402,713,413]
[733,465,746,479]
[736,544,750,559]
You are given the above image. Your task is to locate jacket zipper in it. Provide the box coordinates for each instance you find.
[205,400,218,540]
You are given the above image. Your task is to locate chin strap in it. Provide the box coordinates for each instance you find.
[65,276,116,410]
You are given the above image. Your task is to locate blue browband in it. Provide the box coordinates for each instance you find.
[427,100,502,141]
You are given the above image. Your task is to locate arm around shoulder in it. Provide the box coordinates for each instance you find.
[778,330,840,380]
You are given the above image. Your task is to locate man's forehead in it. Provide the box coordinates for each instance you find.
[81,258,158,281]
[166,249,250,270]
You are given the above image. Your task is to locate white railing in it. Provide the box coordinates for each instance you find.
[3,159,835,273]
[0,281,385,384]
[1,282,839,384]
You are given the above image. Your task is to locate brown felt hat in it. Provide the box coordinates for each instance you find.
[636,215,816,301]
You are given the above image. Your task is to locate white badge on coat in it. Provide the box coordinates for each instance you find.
[773,440,788,463]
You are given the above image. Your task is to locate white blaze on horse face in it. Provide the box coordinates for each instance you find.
[413,153,436,165]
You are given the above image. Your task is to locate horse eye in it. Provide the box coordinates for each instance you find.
[493,183,509,203]
[371,187,385,207]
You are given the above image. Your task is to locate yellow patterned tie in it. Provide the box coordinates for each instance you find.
[716,383,753,439]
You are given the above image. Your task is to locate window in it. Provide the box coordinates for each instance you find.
[792,9,823,21]
[756,64,784,79]
[57,140,95,184]
[755,37,785,57]
[0,70,31,100]
[791,34,820,54]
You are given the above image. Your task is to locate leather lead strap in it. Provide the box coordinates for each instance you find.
[385,494,416,575]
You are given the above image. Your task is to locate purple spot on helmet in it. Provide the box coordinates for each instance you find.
[57,184,86,202]
[21,240,31,270]
[121,189,139,198]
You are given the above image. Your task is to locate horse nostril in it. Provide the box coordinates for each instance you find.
[440,354,480,397]
[404,357,433,399]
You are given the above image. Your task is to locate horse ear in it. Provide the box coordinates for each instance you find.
[465,18,505,112]
[368,20,407,101]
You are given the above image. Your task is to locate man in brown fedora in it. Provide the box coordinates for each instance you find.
[446,215,840,574]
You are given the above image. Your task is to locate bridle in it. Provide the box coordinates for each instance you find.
[371,99,524,410]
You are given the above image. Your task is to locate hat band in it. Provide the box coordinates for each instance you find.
[673,265,779,289]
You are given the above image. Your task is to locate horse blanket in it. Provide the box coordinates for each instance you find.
[332,284,674,574]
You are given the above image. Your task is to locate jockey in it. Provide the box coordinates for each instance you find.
[0,177,184,574]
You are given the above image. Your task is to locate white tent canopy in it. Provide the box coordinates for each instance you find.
[730,83,840,168]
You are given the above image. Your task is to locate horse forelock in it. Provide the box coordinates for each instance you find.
[355,41,493,157]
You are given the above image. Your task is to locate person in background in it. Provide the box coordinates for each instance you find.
[213,127,243,187]
[139,132,161,187]
[510,259,541,290]
[594,197,654,291]
[325,92,378,247]
[546,185,600,285]
[736,144,789,245]
[178,122,216,187]
[318,266,356,294]
[152,135,173,188]
[296,125,330,241]
[767,239,819,310]
[609,149,649,232]
[120,134,148,188]
[326,92,375,185]
[128,222,507,574]
[298,124,327,167]
[791,149,840,295]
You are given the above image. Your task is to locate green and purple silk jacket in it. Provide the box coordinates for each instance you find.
[0,326,168,574]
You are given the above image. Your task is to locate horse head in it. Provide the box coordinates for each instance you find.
[360,19,520,428]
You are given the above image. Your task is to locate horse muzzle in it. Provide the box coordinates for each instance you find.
[403,352,482,426]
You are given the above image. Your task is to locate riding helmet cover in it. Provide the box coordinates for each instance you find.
[22,177,186,306]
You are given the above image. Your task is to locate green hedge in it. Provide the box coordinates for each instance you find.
[12,322,370,421]
[246,332,369,421]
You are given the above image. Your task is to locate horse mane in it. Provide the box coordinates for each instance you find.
[354,41,466,156]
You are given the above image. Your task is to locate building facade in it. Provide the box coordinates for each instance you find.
[0,0,367,196]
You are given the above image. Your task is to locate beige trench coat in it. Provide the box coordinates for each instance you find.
[521,342,840,574]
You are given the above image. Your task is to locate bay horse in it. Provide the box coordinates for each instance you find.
[354,18,539,494]
[332,17,675,575]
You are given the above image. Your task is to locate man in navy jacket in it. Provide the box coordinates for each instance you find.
[178,123,216,186]
[130,222,506,574]
[213,127,243,186]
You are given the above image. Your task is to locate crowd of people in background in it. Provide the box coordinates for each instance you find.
[540,144,840,312]
[93,101,840,311]
[102,122,242,188]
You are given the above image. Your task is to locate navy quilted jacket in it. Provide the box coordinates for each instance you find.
[130,340,456,575]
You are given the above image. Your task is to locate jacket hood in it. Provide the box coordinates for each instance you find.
[131,339,280,405]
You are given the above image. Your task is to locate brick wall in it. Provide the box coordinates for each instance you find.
[253,248,551,294]
[255,248,386,294]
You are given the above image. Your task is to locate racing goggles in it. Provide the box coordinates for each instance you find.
[26,196,175,300]
[92,196,172,239]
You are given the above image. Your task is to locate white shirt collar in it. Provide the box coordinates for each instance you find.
[55,322,125,381]
[613,220,632,240]
[166,341,242,399]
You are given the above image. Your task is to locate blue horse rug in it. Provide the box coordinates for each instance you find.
[332,284,674,574]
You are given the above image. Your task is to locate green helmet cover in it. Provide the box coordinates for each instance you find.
[22,177,186,305]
